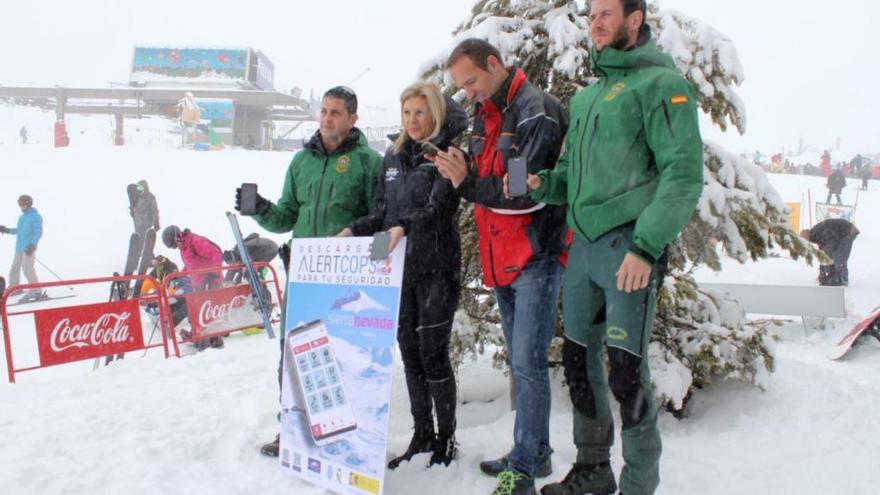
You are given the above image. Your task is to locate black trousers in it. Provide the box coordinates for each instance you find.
[819,235,857,286]
[397,269,460,438]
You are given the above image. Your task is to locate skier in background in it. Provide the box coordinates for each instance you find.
[162,225,225,349]
[19,126,28,144]
[801,218,860,286]
[826,169,847,205]
[860,164,872,191]
[130,180,160,239]
[0,195,46,302]
[222,232,278,284]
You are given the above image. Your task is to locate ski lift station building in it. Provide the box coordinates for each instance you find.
[0,46,314,150]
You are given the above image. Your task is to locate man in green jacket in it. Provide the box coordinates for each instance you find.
[234,86,382,457]
[524,1,704,494]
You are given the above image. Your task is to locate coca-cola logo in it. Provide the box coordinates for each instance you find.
[198,295,249,328]
[51,312,133,352]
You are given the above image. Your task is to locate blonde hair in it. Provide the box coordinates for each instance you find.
[393,81,447,154]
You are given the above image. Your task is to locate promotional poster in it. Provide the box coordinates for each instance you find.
[280,237,405,495]
[815,202,857,224]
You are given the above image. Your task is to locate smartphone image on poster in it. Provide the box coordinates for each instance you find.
[288,320,357,446]
[507,156,529,197]
[239,183,259,215]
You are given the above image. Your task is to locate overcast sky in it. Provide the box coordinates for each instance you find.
[1,0,876,155]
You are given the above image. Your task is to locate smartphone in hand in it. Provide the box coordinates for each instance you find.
[507,157,528,197]
[239,183,259,215]
[420,141,442,155]
[370,231,392,261]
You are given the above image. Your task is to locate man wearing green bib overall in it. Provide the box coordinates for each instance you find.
[524,1,703,493]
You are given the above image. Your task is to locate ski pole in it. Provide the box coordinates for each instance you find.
[142,317,160,357]
[33,256,74,290]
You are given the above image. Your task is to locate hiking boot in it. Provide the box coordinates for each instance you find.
[539,462,616,495]
[388,429,436,469]
[492,468,536,495]
[260,434,280,457]
[428,434,457,467]
[481,451,553,478]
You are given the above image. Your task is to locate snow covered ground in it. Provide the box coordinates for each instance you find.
[1,139,879,494]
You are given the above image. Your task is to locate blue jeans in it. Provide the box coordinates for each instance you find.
[494,257,563,477]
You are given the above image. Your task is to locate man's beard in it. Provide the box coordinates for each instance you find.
[610,24,632,51]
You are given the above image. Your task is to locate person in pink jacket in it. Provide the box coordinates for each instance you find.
[162,225,223,290]
[162,225,225,350]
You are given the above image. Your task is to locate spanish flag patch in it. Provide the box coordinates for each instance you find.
[670,95,689,105]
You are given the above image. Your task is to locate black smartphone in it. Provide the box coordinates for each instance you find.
[370,231,392,261]
[420,141,442,155]
[507,156,528,197]
[239,183,258,215]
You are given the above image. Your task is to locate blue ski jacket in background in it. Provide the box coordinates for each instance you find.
[9,207,42,253]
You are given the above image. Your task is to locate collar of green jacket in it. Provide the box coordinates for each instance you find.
[590,26,675,77]
[304,127,367,156]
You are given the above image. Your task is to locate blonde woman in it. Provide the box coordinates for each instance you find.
[341,82,467,469]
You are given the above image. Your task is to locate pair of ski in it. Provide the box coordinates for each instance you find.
[1,272,75,308]
[96,228,158,369]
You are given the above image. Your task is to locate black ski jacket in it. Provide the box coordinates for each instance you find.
[827,171,847,194]
[810,218,859,251]
[350,97,468,276]
[131,182,160,232]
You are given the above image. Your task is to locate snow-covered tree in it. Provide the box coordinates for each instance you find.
[421,0,822,413]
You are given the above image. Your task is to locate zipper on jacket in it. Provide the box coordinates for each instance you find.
[661,100,676,139]
[323,183,335,226]
[571,115,599,238]
[572,80,607,197]
[487,226,500,287]
[312,157,330,237]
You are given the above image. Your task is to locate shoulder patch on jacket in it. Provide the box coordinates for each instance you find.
[670,94,689,105]
[604,82,626,102]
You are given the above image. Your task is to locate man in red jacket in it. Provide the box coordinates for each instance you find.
[162,225,225,349]
[435,38,569,495]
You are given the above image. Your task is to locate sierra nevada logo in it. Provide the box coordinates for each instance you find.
[330,290,389,314]
[336,155,351,174]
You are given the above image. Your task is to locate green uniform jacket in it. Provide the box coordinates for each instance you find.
[533,39,704,262]
[254,128,382,239]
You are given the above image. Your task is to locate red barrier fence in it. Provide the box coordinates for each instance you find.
[1,275,172,383]
[160,262,283,356]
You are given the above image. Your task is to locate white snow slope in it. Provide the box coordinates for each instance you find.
[1,140,879,495]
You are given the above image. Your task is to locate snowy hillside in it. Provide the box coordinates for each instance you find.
[0,143,879,494]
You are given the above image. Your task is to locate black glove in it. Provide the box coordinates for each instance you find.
[0,225,7,234]
[278,242,291,274]
[24,245,35,256]
[234,188,270,216]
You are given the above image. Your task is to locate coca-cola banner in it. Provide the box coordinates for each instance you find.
[185,284,262,339]
[34,300,145,367]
